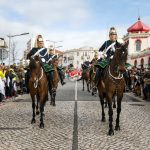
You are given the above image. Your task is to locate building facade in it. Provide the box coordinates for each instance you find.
[63,46,98,69]
[123,17,150,68]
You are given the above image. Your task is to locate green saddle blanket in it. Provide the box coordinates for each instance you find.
[95,59,109,69]
[95,59,132,69]
[42,63,54,73]
[125,63,132,69]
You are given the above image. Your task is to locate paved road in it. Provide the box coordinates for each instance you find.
[0,79,150,150]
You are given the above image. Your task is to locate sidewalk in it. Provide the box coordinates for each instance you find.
[0,94,28,106]
[124,92,147,102]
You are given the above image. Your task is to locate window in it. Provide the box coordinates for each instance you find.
[85,52,87,56]
[136,40,141,51]
[77,52,79,56]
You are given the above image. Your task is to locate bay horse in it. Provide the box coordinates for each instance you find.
[97,41,128,135]
[81,64,90,92]
[48,57,60,106]
[29,55,48,128]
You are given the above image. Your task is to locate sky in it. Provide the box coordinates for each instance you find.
[0,0,150,63]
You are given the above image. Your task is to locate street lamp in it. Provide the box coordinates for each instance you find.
[7,32,29,66]
[46,40,63,54]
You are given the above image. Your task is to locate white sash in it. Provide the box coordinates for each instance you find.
[32,48,46,58]
[105,42,116,53]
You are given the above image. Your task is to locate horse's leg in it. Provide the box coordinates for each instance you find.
[31,95,36,124]
[107,95,114,136]
[104,98,107,108]
[115,93,123,131]
[87,80,90,92]
[113,95,116,108]
[82,79,84,91]
[49,87,53,105]
[52,88,56,106]
[49,81,53,105]
[39,98,45,128]
[36,94,40,115]
[99,95,106,122]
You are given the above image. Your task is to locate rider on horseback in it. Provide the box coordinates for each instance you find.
[26,34,66,86]
[95,27,122,82]
[48,46,66,85]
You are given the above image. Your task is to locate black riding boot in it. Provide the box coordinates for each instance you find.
[58,70,66,85]
[25,69,30,93]
[95,68,102,86]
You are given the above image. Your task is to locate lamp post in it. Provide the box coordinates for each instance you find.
[46,40,63,54]
[7,32,29,66]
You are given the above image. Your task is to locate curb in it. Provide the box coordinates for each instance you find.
[124,92,145,102]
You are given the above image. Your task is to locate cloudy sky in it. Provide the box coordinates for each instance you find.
[0,0,150,63]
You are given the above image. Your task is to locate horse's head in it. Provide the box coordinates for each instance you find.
[29,55,42,74]
[111,41,128,73]
[52,57,59,68]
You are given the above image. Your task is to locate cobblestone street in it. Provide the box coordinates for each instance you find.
[0,80,150,150]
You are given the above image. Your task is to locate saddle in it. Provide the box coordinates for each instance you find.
[95,59,109,69]
[95,59,132,69]
[42,63,54,73]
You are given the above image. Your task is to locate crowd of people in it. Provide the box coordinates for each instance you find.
[0,63,27,105]
[126,66,150,100]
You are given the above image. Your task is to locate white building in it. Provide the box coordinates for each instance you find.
[123,17,150,68]
[63,46,98,69]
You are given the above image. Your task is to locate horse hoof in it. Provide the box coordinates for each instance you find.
[31,119,36,124]
[113,105,116,108]
[115,126,120,131]
[101,118,106,122]
[92,92,94,96]
[50,102,53,105]
[36,111,39,115]
[108,129,114,136]
[39,123,44,128]
[53,103,56,106]
[88,90,90,93]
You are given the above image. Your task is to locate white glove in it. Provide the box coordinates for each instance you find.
[41,58,46,62]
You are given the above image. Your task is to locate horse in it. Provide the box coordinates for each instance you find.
[48,57,60,106]
[81,64,90,92]
[29,55,48,128]
[96,41,128,135]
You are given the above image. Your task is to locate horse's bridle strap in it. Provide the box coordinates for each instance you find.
[109,66,123,80]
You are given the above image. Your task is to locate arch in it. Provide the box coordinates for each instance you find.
[134,59,137,67]
[141,58,144,68]
[148,57,150,67]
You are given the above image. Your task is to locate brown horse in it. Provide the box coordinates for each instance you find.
[48,58,60,106]
[97,41,128,135]
[81,65,90,92]
[29,56,48,128]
